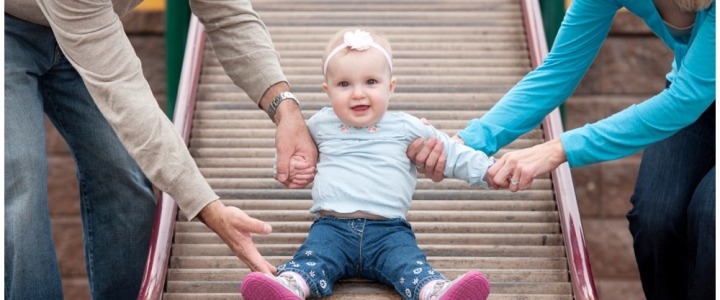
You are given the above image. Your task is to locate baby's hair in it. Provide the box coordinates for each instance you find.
[321,27,393,75]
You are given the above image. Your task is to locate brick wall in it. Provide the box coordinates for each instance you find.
[46,9,667,300]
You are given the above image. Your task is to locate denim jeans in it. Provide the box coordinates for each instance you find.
[627,96,715,300]
[278,216,447,300]
[4,14,156,300]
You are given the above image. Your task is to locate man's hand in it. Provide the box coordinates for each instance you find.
[197,200,277,274]
[273,102,318,188]
[259,83,318,188]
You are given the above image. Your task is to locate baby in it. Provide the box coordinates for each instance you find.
[241,28,493,300]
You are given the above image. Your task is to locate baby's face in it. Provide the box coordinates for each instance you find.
[323,49,395,128]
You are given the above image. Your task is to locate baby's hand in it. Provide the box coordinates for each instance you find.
[286,155,316,188]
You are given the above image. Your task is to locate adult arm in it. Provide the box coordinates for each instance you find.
[36,0,217,220]
[560,3,715,167]
[490,2,715,191]
[458,0,621,155]
[190,0,318,187]
[35,0,278,273]
[411,0,619,182]
[408,0,620,181]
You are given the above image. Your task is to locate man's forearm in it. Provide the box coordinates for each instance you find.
[197,199,224,225]
[258,82,301,123]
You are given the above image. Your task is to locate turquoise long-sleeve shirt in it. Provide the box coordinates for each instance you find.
[457,0,715,168]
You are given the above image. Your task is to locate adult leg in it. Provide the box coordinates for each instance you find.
[41,47,156,299]
[686,167,715,299]
[4,14,63,300]
[627,102,715,300]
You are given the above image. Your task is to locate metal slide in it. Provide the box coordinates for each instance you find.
[138,1,598,299]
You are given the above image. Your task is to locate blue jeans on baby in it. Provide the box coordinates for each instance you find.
[627,94,715,300]
[4,13,156,300]
[278,216,447,300]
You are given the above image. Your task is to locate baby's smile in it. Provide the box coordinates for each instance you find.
[351,105,370,113]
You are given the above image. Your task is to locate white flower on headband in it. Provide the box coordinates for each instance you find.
[323,29,393,75]
[343,30,374,51]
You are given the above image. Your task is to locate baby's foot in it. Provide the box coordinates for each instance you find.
[240,272,305,300]
[425,271,490,300]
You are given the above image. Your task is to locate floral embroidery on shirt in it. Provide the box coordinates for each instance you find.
[337,123,379,132]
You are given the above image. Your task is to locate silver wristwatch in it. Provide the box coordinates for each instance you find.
[267,91,300,122]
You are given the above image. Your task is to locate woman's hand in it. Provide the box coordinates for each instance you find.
[406,118,467,182]
[487,138,567,192]
[407,136,447,182]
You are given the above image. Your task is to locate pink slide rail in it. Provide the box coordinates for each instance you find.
[136,14,206,300]
[522,1,598,299]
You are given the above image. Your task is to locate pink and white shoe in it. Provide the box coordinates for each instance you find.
[240,272,305,300]
[426,271,491,300]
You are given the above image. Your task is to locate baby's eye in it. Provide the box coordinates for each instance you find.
[339,82,349,87]
[366,79,377,85]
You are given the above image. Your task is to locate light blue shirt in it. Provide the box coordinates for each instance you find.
[457,0,715,167]
[306,107,494,219]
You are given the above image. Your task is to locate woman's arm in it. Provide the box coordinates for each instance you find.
[409,0,620,180]
[561,3,715,167]
[457,0,621,155]
[489,3,715,190]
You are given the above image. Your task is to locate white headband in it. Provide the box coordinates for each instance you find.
[323,30,393,76]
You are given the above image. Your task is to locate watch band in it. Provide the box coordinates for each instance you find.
[267,91,299,122]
